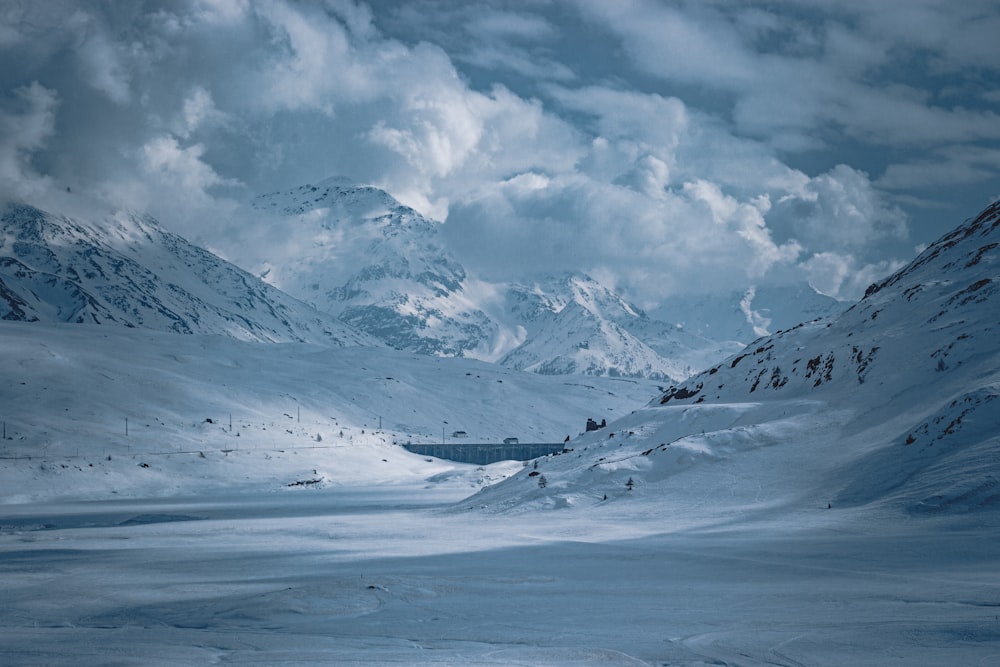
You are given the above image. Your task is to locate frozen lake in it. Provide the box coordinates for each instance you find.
[2,487,999,666]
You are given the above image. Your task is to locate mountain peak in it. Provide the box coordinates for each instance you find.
[253,177,415,220]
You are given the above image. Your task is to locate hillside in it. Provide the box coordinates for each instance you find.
[0,203,374,347]
[467,200,1000,517]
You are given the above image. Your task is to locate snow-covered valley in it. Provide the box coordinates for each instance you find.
[2,200,999,665]
[4,0,1000,661]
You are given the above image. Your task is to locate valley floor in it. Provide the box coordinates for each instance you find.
[2,485,998,666]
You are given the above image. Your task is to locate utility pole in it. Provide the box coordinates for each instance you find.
[125,417,128,436]
[297,406,300,423]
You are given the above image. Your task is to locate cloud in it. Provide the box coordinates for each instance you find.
[368,69,484,180]
[142,135,239,196]
[771,164,908,252]
[439,81,909,301]
[879,146,1000,190]
[550,86,688,156]
[252,1,372,113]
[178,86,230,138]
[75,19,131,104]
[381,3,576,83]
[800,252,907,300]
[573,0,756,89]
[0,81,58,200]
[574,0,1000,151]
[468,10,555,41]
[682,179,802,278]
[5,0,991,309]
[370,80,583,221]
[442,164,808,299]
[194,0,251,25]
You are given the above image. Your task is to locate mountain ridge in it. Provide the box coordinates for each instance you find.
[2,179,846,382]
[0,202,376,347]
[251,179,841,380]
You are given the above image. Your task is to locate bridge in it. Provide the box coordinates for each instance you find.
[402,442,567,465]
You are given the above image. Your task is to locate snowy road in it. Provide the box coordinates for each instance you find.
[2,488,999,666]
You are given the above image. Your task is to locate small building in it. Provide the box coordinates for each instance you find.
[503,437,519,445]
[451,430,469,438]
[585,418,607,432]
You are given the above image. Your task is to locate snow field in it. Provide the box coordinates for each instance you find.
[2,489,999,666]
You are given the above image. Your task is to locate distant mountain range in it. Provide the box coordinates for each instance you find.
[251,178,843,380]
[2,179,843,381]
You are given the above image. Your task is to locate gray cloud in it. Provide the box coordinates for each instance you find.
[0,81,58,201]
[574,0,1000,151]
[879,147,1000,190]
[1,0,996,305]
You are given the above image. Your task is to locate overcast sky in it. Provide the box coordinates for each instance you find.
[2,0,999,305]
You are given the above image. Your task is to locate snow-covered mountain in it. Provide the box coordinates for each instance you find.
[2,186,804,382]
[468,200,1000,516]
[252,178,497,357]
[498,273,726,380]
[252,178,827,381]
[252,179,690,375]
[0,202,374,347]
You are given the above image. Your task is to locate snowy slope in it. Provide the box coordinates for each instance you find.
[468,200,1000,517]
[0,203,375,347]
[0,320,664,503]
